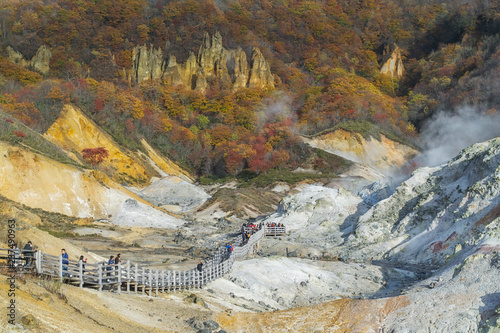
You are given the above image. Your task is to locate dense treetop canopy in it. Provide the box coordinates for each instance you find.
[0,0,499,179]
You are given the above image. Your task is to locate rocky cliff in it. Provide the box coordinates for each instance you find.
[0,140,184,227]
[131,31,275,91]
[218,137,500,332]
[43,104,192,186]
[6,45,52,75]
[302,129,418,176]
[380,43,405,78]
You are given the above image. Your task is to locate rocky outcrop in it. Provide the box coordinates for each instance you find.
[132,45,165,84]
[6,45,52,75]
[248,47,274,89]
[380,44,404,78]
[131,31,275,91]
[244,138,500,332]
[302,129,418,176]
[43,104,192,186]
[0,142,180,225]
[130,175,210,213]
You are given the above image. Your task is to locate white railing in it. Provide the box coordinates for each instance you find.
[0,226,269,296]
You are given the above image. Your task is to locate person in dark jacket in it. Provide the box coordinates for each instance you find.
[79,255,86,275]
[196,260,203,272]
[23,241,34,268]
[107,255,114,279]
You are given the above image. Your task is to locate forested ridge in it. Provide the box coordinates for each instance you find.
[0,0,499,181]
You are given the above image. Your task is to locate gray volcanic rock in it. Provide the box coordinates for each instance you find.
[134,176,210,213]
[248,138,500,332]
[339,138,500,265]
[381,250,500,332]
[358,178,393,206]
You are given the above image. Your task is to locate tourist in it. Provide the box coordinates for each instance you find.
[197,260,203,272]
[114,253,122,265]
[114,254,122,281]
[226,244,233,259]
[61,249,69,277]
[23,241,34,268]
[107,255,114,279]
[79,255,86,275]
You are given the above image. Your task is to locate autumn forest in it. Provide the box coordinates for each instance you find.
[1,0,500,180]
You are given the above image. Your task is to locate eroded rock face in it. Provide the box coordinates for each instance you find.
[131,31,275,91]
[6,45,52,75]
[224,138,500,333]
[380,43,404,78]
[341,138,500,264]
[132,45,165,84]
[302,129,418,176]
[130,175,210,213]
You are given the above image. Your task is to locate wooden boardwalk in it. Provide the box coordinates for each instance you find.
[0,225,286,296]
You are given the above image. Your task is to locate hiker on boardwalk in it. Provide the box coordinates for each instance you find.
[107,255,114,279]
[226,244,233,259]
[114,254,122,281]
[197,260,203,272]
[23,241,34,268]
[61,249,69,277]
[79,256,86,275]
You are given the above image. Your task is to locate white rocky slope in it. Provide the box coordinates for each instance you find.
[263,138,500,265]
[129,175,210,213]
[340,138,500,265]
[233,138,500,332]
[214,257,415,309]
[263,185,366,250]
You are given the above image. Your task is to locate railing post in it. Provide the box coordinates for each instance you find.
[127,260,130,293]
[156,270,159,297]
[79,260,83,288]
[98,263,103,292]
[167,270,171,292]
[149,270,152,297]
[135,263,138,294]
[142,267,145,296]
[35,250,42,274]
[162,270,165,293]
[117,262,122,295]
[59,256,63,281]
[173,270,176,292]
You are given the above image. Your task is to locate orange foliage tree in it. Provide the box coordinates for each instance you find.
[81,147,109,167]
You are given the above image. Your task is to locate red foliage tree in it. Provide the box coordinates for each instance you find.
[81,147,109,167]
[13,131,27,138]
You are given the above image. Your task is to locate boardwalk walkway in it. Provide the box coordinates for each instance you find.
[0,225,286,297]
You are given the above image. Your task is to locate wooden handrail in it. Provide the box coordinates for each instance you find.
[0,225,283,296]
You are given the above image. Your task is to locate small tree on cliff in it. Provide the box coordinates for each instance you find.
[81,147,109,167]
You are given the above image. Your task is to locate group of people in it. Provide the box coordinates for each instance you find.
[105,254,123,281]
[11,241,35,268]
[196,242,234,273]
[266,222,285,228]
[240,222,263,243]
[59,250,123,278]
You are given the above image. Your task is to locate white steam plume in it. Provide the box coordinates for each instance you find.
[417,106,500,167]
[259,93,294,123]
